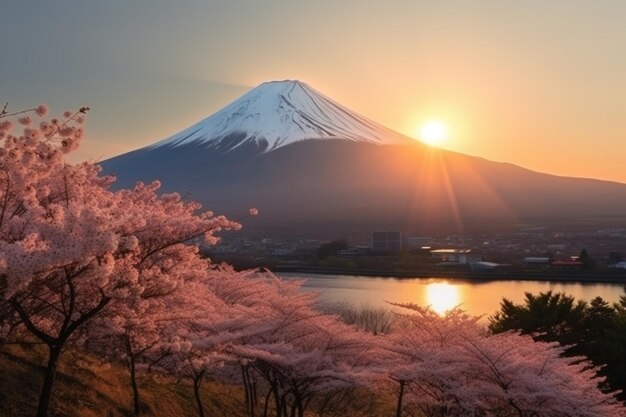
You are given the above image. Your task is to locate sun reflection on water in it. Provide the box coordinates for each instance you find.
[426,282,461,314]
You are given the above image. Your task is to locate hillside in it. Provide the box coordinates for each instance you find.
[104,139,626,237]
[0,345,244,417]
[0,345,392,417]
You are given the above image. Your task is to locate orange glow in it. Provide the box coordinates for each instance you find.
[419,120,448,146]
[426,282,460,314]
[404,147,465,234]
[400,137,518,235]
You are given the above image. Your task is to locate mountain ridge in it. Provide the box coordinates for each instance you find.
[103,80,626,237]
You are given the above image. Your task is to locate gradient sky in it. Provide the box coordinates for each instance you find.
[2,1,626,182]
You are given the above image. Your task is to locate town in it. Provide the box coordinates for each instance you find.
[209,226,626,280]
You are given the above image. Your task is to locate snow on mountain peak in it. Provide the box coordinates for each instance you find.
[152,80,414,152]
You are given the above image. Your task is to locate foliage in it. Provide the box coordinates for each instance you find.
[489,289,626,401]
[331,303,396,335]
[579,248,596,269]
[381,305,624,417]
[317,238,348,260]
[488,291,587,348]
[0,105,237,417]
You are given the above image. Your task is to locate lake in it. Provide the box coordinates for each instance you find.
[279,273,626,318]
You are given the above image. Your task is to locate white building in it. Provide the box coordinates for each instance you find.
[430,249,482,264]
[470,261,501,271]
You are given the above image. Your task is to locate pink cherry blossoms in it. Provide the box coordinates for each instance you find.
[0,104,624,417]
[376,304,624,417]
[0,105,238,417]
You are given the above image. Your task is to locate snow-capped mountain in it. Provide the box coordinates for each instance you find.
[103,80,626,237]
[151,80,413,152]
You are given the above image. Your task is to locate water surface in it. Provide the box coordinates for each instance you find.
[279,273,625,318]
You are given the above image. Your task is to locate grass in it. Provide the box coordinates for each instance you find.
[0,344,245,417]
[0,344,396,417]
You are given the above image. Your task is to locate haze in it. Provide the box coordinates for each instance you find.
[2,1,626,182]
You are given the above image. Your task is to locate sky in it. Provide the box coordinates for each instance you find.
[2,1,626,182]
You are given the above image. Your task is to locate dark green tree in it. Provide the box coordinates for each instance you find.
[317,238,348,260]
[606,289,626,400]
[488,291,586,351]
[579,248,596,269]
[489,290,626,402]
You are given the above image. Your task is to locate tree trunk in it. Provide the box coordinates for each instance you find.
[242,365,254,417]
[290,387,306,417]
[36,345,62,417]
[273,382,283,417]
[193,370,206,417]
[250,375,257,414]
[12,278,112,417]
[295,397,304,417]
[281,393,289,417]
[128,347,140,417]
[395,380,405,417]
[289,402,297,417]
[263,386,273,417]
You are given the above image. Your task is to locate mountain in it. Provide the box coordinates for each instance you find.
[149,80,413,152]
[103,80,626,237]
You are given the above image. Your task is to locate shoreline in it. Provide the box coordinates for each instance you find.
[272,265,626,285]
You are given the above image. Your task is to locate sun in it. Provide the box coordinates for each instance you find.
[425,282,460,314]
[419,120,448,146]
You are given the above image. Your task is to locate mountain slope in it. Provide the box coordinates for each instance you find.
[150,80,412,152]
[103,80,626,237]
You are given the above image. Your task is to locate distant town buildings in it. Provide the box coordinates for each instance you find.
[430,249,482,265]
[371,232,403,252]
[524,257,551,268]
[610,261,626,269]
[550,259,584,269]
[470,261,502,271]
[205,225,626,274]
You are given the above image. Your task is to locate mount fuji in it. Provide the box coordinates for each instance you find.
[103,80,626,237]
[150,80,413,152]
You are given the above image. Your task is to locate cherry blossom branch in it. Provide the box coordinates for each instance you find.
[0,103,38,119]
[0,103,48,119]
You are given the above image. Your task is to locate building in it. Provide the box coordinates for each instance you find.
[270,248,293,256]
[339,246,371,259]
[372,232,403,252]
[470,261,502,271]
[524,257,551,268]
[551,259,583,269]
[407,236,431,249]
[430,249,482,264]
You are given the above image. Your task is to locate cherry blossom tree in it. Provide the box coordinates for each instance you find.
[378,304,624,417]
[85,246,204,416]
[92,264,266,417]
[457,331,624,417]
[377,305,481,417]
[207,268,375,417]
[0,106,238,417]
[154,309,257,417]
